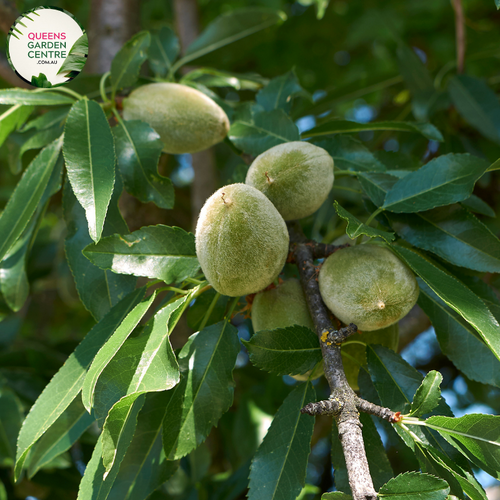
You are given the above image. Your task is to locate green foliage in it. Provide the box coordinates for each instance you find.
[1,1,500,499]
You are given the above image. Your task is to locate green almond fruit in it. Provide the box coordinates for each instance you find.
[245,141,334,220]
[318,245,419,331]
[195,183,289,297]
[123,82,230,154]
[252,279,324,381]
[251,279,315,333]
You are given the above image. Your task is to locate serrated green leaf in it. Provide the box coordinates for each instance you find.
[386,204,500,272]
[449,75,500,144]
[101,394,146,478]
[410,371,443,418]
[83,225,199,283]
[20,106,69,132]
[63,174,137,322]
[334,201,394,242]
[418,414,500,480]
[416,445,487,500]
[382,154,490,213]
[0,104,33,147]
[0,90,74,105]
[461,194,496,218]
[358,172,399,206]
[111,31,150,98]
[418,279,500,387]
[27,395,94,478]
[163,320,240,460]
[378,471,449,500]
[390,245,500,362]
[57,33,88,76]
[148,26,179,76]
[77,398,145,500]
[18,122,65,161]
[187,289,229,330]
[63,98,116,243]
[14,287,145,480]
[242,325,321,376]
[302,120,443,142]
[106,392,179,500]
[181,68,264,91]
[177,8,286,69]
[256,70,305,113]
[0,135,62,262]
[248,382,315,500]
[82,292,157,412]
[321,493,352,500]
[114,119,174,209]
[313,135,386,172]
[229,107,300,155]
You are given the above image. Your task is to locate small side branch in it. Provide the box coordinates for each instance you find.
[355,398,401,423]
[451,0,466,74]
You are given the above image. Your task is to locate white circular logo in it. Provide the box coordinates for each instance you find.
[6,6,88,88]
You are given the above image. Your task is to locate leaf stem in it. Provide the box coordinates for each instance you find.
[225,296,240,320]
[199,292,221,331]
[100,71,111,103]
[42,86,83,100]
[334,170,358,178]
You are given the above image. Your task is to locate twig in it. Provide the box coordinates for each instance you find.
[451,0,466,74]
[291,226,377,500]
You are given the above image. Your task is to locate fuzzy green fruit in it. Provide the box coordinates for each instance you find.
[251,279,323,381]
[342,323,399,390]
[251,279,315,333]
[123,82,230,154]
[245,141,334,220]
[318,245,419,331]
[195,183,289,297]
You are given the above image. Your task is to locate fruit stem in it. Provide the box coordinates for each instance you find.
[99,71,111,104]
[199,292,221,331]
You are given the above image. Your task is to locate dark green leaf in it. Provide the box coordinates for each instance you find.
[410,370,443,418]
[242,325,321,376]
[114,119,174,209]
[0,388,23,465]
[179,8,286,68]
[248,382,315,500]
[449,75,500,144]
[378,471,449,500]
[63,98,116,243]
[313,136,386,172]
[0,104,33,147]
[0,89,74,105]
[187,289,229,330]
[418,280,500,387]
[374,151,422,171]
[148,26,180,76]
[31,73,52,88]
[386,204,500,272]
[256,70,305,113]
[27,395,94,478]
[391,245,500,362]
[229,107,300,155]
[82,292,157,412]
[14,287,146,480]
[106,392,179,500]
[63,174,137,322]
[322,494,352,500]
[334,201,395,242]
[358,172,399,206]
[83,225,199,283]
[163,320,240,460]
[76,397,145,500]
[57,34,89,76]
[382,154,490,213]
[20,106,69,132]
[111,31,151,98]
[181,68,264,91]
[18,122,65,160]
[461,195,496,218]
[302,120,443,142]
[0,135,63,262]
[420,414,500,480]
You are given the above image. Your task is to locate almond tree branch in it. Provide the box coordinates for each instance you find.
[289,224,377,500]
[451,0,466,74]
